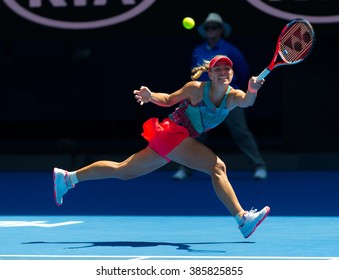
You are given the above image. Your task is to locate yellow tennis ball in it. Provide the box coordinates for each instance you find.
[182,17,195,30]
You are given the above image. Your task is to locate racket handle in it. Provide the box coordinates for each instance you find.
[257,68,271,80]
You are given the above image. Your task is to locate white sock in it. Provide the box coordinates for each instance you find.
[68,171,79,185]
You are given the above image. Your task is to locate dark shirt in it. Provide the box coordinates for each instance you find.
[192,38,250,89]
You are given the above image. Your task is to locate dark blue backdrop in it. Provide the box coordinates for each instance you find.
[0,1,338,154]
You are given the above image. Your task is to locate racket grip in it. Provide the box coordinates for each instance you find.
[257,68,271,80]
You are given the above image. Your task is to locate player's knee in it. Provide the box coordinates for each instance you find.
[117,168,139,180]
[104,162,136,180]
[213,158,227,176]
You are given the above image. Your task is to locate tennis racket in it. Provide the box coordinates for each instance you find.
[257,18,316,80]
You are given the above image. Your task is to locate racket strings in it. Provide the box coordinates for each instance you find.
[279,22,315,63]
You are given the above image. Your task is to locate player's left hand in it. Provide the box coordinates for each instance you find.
[133,86,151,106]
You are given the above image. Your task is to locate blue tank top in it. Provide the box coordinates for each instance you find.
[169,81,230,138]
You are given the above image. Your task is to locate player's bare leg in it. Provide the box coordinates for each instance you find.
[167,137,270,238]
[76,147,168,181]
[53,147,167,205]
[167,137,243,216]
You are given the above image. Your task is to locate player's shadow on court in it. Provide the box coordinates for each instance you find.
[23,241,254,253]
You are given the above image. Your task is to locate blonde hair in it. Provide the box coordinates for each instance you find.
[191,59,210,80]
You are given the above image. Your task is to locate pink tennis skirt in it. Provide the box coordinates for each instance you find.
[141,117,190,161]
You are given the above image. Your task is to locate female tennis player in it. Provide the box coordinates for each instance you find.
[53,55,270,239]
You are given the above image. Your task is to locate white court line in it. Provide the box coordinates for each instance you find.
[0,255,337,260]
[0,221,83,227]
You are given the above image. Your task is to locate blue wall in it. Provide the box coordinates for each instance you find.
[2,170,338,216]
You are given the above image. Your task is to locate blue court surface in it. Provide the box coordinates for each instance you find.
[1,170,339,279]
